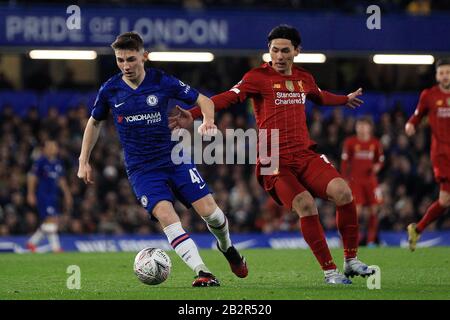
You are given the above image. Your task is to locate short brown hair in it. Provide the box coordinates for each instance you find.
[436,58,450,69]
[356,116,374,127]
[111,32,144,51]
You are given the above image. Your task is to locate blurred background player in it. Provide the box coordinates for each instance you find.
[406,58,450,251]
[170,24,375,284]
[341,117,384,247]
[26,140,72,252]
[77,32,247,287]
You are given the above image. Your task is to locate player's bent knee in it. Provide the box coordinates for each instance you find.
[330,188,353,206]
[292,192,317,217]
[192,194,217,216]
[439,192,450,208]
[339,188,354,205]
[327,178,353,205]
[152,201,180,227]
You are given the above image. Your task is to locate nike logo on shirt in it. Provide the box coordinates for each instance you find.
[114,102,125,108]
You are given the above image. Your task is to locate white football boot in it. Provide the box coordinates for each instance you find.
[344,258,376,278]
[324,269,352,285]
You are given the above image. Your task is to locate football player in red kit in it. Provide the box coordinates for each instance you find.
[341,117,384,247]
[170,25,376,284]
[405,58,450,251]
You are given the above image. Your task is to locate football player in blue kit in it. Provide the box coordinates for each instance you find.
[26,140,73,253]
[77,32,248,287]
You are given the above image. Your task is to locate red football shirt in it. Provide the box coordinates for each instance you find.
[407,85,450,164]
[340,136,384,182]
[189,63,348,161]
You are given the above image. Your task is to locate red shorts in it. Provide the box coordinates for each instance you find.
[432,152,450,184]
[349,180,382,206]
[256,150,341,210]
[432,158,450,193]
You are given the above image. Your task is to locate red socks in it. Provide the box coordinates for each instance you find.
[300,215,336,271]
[416,201,447,233]
[367,210,378,244]
[336,201,359,259]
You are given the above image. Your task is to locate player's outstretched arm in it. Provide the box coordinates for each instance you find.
[196,93,217,136]
[58,177,73,212]
[26,173,37,207]
[310,88,363,108]
[346,88,364,109]
[78,117,103,184]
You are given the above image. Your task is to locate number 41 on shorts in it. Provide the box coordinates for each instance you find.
[189,168,205,184]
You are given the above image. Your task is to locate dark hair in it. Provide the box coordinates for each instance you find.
[111,31,144,51]
[267,24,301,48]
[436,58,450,69]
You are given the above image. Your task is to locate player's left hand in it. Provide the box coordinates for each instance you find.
[198,119,217,136]
[373,163,382,174]
[168,105,194,130]
[346,88,363,109]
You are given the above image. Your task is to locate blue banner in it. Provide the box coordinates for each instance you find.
[1,5,450,52]
[1,231,449,253]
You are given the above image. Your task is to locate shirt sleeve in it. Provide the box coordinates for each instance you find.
[164,74,199,105]
[91,84,110,121]
[306,74,348,106]
[408,89,430,126]
[189,70,260,119]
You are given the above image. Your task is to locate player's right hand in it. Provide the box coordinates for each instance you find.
[77,162,94,184]
[168,105,194,130]
[405,122,416,136]
[346,88,363,109]
[198,119,217,136]
[27,193,36,207]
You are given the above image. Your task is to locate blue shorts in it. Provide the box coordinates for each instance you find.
[37,197,60,219]
[129,162,211,221]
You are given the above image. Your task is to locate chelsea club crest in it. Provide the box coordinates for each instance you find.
[146,95,158,106]
[140,195,148,207]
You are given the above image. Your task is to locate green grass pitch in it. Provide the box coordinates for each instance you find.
[1,247,449,300]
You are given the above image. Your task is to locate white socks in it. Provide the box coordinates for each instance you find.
[29,223,60,252]
[29,227,45,245]
[41,223,61,252]
[202,207,232,252]
[163,222,210,275]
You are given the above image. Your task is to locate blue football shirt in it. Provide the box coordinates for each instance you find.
[91,68,199,175]
[31,156,64,201]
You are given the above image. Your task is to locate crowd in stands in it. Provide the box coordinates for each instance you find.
[0,93,448,238]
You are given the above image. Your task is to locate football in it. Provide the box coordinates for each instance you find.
[133,247,172,285]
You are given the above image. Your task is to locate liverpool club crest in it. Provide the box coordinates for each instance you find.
[285,80,295,92]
